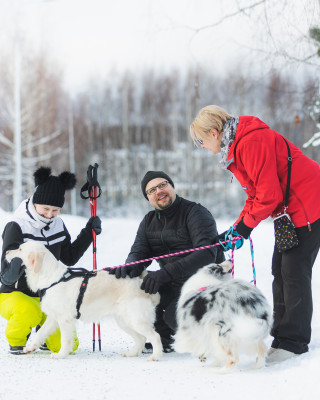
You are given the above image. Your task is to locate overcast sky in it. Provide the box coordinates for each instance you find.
[0,0,318,92]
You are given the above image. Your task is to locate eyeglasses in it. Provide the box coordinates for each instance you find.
[193,133,203,147]
[146,181,169,196]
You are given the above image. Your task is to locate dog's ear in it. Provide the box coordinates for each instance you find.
[220,260,232,274]
[27,251,45,273]
[207,261,232,276]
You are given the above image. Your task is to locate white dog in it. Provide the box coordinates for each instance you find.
[6,241,162,360]
[174,260,272,372]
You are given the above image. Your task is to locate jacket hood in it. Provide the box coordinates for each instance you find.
[227,116,270,163]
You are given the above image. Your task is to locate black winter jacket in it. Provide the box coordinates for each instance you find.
[126,195,224,287]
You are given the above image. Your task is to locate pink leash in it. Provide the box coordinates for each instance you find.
[106,236,256,285]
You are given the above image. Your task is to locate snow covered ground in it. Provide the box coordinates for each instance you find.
[0,209,319,400]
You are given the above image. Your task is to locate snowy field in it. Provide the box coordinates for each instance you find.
[0,209,319,400]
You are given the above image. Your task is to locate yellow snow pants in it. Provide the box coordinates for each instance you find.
[0,292,79,352]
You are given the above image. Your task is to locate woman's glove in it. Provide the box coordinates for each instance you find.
[86,216,102,235]
[234,218,253,239]
[108,264,145,279]
[215,226,244,251]
[140,269,171,294]
[1,257,25,286]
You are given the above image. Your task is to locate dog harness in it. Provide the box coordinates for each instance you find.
[38,268,97,319]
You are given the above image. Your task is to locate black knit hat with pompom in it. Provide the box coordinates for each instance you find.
[33,166,77,208]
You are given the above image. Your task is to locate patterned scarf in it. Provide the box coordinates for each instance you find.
[220,117,239,168]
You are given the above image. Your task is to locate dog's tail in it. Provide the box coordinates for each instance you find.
[173,330,195,355]
[140,270,148,279]
[139,271,160,306]
[233,314,272,342]
[149,292,160,307]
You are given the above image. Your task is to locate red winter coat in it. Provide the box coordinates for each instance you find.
[227,116,320,229]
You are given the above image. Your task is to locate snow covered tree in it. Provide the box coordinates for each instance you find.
[0,48,68,210]
[303,25,320,149]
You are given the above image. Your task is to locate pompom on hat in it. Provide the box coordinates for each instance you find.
[33,166,77,208]
[141,171,174,200]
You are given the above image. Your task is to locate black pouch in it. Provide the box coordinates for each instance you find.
[274,213,299,252]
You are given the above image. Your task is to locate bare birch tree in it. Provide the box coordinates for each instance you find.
[0,48,67,210]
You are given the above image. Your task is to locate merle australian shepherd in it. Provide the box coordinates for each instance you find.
[174,261,272,372]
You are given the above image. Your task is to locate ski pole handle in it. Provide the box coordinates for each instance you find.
[80,164,102,352]
[80,163,102,200]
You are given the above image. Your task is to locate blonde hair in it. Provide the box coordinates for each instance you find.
[190,105,233,146]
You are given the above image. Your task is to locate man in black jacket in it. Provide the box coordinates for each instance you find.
[109,170,224,352]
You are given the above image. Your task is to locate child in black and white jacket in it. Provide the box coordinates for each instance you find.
[0,166,102,355]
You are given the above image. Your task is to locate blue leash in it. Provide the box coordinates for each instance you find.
[230,236,256,286]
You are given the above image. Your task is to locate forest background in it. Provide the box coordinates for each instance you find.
[0,0,319,219]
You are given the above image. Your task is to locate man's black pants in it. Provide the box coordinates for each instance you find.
[154,283,180,347]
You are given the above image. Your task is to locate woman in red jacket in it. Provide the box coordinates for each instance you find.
[190,105,320,365]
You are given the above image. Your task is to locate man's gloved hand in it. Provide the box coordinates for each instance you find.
[108,263,145,279]
[86,216,102,235]
[215,226,244,251]
[140,269,171,294]
[1,257,25,286]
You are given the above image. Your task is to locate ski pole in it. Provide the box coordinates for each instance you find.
[80,163,102,351]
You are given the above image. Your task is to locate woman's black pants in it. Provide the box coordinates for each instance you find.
[271,218,320,354]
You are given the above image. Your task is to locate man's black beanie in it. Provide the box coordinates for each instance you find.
[141,171,174,199]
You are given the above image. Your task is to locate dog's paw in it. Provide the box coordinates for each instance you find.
[24,344,38,353]
[147,353,161,361]
[121,350,140,358]
[122,344,146,358]
[199,354,207,363]
[23,347,34,354]
[248,358,266,370]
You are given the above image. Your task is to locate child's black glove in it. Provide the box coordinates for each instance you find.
[86,216,102,235]
[1,257,25,286]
